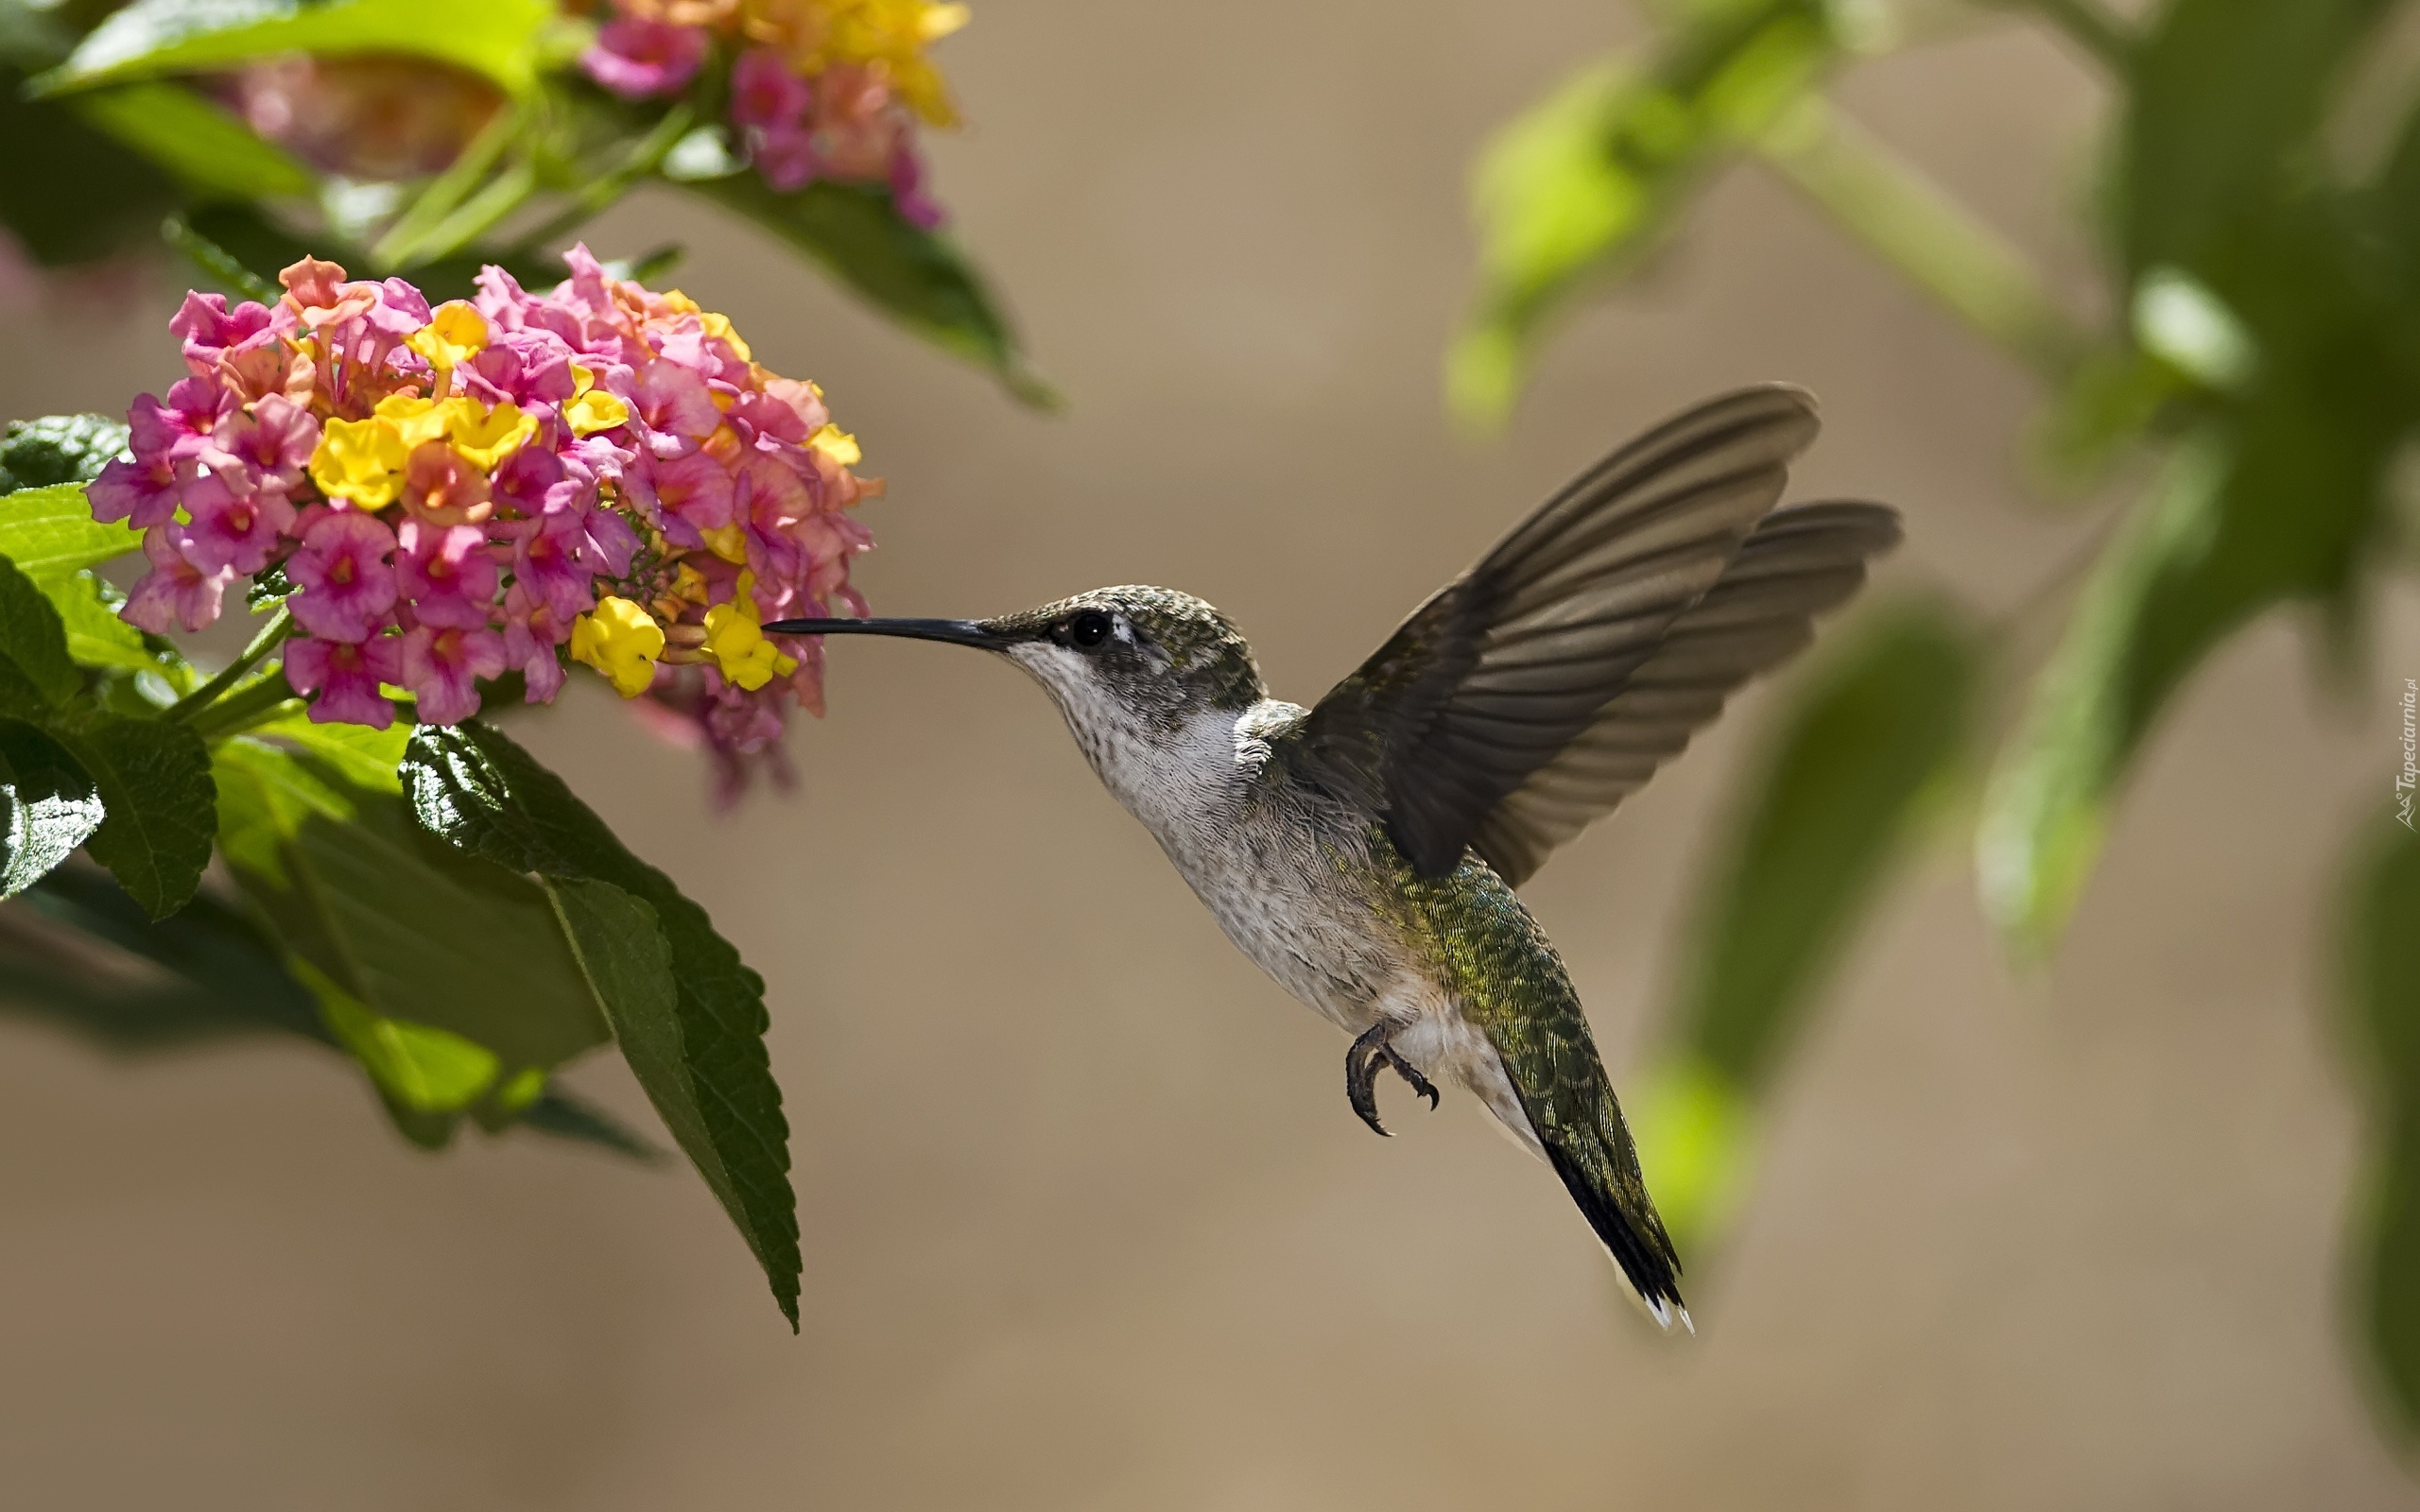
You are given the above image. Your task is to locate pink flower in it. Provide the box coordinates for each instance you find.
[631,358,721,455]
[499,508,596,623]
[177,464,296,575]
[730,48,809,132]
[393,518,497,627]
[86,452,177,529]
[890,144,944,230]
[499,581,571,703]
[205,393,319,490]
[169,292,273,376]
[582,17,708,99]
[122,526,233,634]
[751,125,818,192]
[400,439,493,525]
[645,449,736,532]
[285,633,405,728]
[490,442,575,516]
[286,507,399,641]
[398,623,504,724]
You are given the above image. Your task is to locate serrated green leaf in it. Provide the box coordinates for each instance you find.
[1451,1,1839,426]
[47,711,213,919]
[0,554,79,706]
[0,483,140,581]
[403,719,800,1327]
[211,736,608,1087]
[44,571,158,674]
[0,718,104,898]
[40,0,555,98]
[1633,600,1979,1246]
[0,413,130,495]
[692,175,1052,408]
[67,79,315,199]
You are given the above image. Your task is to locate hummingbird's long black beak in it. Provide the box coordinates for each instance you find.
[760,616,1011,650]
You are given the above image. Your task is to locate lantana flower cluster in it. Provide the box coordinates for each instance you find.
[580,0,968,227]
[89,248,876,757]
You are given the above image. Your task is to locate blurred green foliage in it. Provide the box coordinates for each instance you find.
[1465,0,2420,1449]
[0,0,1046,397]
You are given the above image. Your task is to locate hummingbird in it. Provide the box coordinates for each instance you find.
[768,386,1899,1330]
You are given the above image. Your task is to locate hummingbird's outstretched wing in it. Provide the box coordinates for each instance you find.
[1299,385,1899,885]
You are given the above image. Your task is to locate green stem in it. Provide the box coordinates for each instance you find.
[372,104,525,269]
[507,104,698,258]
[1754,99,2092,387]
[399,158,542,268]
[164,605,292,723]
[185,672,305,741]
[2011,0,2133,73]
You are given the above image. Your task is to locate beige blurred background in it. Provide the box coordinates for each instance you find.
[6,1,2419,1506]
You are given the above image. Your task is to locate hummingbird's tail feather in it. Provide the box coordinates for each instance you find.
[1536,1104,1689,1332]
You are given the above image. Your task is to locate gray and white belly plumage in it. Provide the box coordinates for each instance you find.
[1094,699,1550,1160]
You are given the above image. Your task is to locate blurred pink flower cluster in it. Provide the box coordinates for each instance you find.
[579,0,967,227]
[88,249,877,757]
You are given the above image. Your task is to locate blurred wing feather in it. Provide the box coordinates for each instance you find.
[1299,385,1899,883]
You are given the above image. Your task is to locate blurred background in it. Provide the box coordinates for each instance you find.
[5,0,2419,1506]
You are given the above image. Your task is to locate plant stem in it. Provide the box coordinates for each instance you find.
[185,672,305,741]
[1754,99,2092,388]
[401,158,542,267]
[372,104,525,269]
[164,605,292,723]
[507,104,698,259]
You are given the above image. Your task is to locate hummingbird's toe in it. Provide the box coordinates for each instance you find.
[1345,1022,1394,1138]
[1382,1045,1441,1110]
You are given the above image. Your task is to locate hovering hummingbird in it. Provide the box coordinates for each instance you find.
[768,386,1898,1330]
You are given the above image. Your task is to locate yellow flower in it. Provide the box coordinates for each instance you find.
[700,524,750,564]
[570,596,666,697]
[405,301,488,370]
[700,574,797,693]
[372,392,457,450]
[447,400,536,469]
[805,422,860,466]
[309,416,410,507]
[700,310,752,363]
[565,387,631,437]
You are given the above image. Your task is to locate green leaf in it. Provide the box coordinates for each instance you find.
[4,861,327,1046]
[0,483,141,582]
[403,720,800,1327]
[249,711,409,794]
[66,79,315,199]
[45,572,159,675]
[1450,1,1840,426]
[40,0,556,99]
[2118,0,2394,283]
[47,711,214,919]
[0,554,78,707]
[0,413,130,496]
[1981,365,2404,953]
[211,736,609,1100]
[0,719,104,898]
[691,175,1053,408]
[2339,816,2420,1438]
[1632,600,1979,1246]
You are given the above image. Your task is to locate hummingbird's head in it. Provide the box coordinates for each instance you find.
[765,586,1267,789]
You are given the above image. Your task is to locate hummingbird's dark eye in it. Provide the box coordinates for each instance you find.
[1068,610,1114,648]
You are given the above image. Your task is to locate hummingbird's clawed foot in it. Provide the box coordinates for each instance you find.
[1345,1021,1439,1138]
